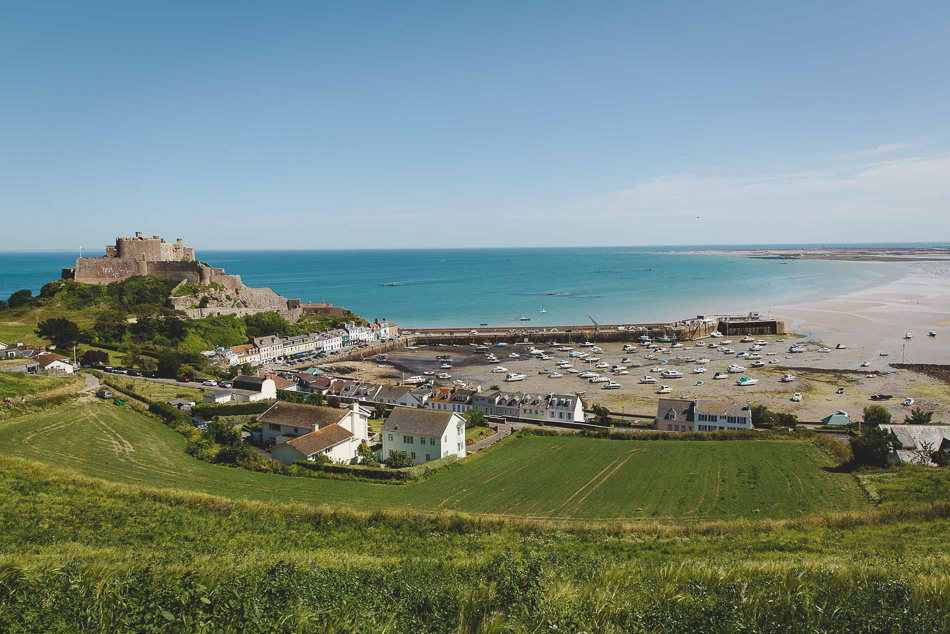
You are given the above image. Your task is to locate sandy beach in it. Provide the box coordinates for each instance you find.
[322,257,950,425]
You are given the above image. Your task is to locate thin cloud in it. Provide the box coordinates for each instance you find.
[840,142,916,159]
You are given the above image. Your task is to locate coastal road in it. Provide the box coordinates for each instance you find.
[79,372,100,392]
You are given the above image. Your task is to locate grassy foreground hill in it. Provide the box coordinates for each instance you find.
[0,400,867,521]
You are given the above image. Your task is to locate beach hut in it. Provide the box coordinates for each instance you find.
[821,413,853,426]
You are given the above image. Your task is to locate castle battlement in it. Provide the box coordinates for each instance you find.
[67,232,203,285]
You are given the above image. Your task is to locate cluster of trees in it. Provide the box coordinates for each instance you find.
[750,405,798,429]
[850,405,944,468]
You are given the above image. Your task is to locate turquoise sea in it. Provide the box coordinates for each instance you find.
[0,246,918,328]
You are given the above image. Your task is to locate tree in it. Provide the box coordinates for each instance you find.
[851,426,900,468]
[862,405,892,428]
[775,412,798,428]
[205,418,242,447]
[385,450,413,469]
[373,402,388,420]
[0,300,7,310]
[7,289,33,309]
[590,404,611,425]
[120,343,143,369]
[357,441,380,467]
[80,349,110,366]
[466,410,487,428]
[139,356,157,372]
[157,351,182,379]
[904,408,934,425]
[180,364,197,381]
[751,405,777,429]
[35,317,81,349]
[244,311,297,338]
[93,310,127,343]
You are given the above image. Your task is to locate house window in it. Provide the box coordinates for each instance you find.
[430,438,436,446]
[404,435,413,444]
[387,434,393,441]
[269,423,280,431]
[457,443,462,451]
[411,452,416,459]
[665,410,676,420]
[425,454,431,462]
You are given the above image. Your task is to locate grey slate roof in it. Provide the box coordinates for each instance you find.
[258,401,347,430]
[382,408,460,436]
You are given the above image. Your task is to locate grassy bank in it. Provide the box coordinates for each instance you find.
[0,456,948,632]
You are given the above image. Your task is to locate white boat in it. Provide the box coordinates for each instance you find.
[904,332,913,339]
[746,354,761,360]
[710,331,723,338]
[929,331,937,337]
[440,363,452,369]
[566,367,580,373]
[504,372,526,382]
[741,336,754,343]
[491,366,508,373]
[623,344,636,351]
[591,346,604,353]
[614,369,629,375]
[651,367,664,373]
[656,385,672,394]
[880,352,890,357]
[486,355,499,363]
[713,372,729,379]
[645,354,658,360]
[520,316,531,321]
[727,364,746,373]
[474,345,489,353]
[692,367,707,374]
[595,361,609,369]
[404,375,425,384]
[861,361,870,367]
[780,373,796,382]
[621,357,633,363]
[660,369,683,379]
[708,343,719,349]
[697,358,710,364]
[528,347,543,355]
[578,371,597,379]
[538,368,551,374]
[508,352,520,358]
[580,341,595,347]
[818,347,831,353]
[791,393,803,402]
[639,376,656,384]
[721,348,735,355]
[437,373,452,379]
[902,398,914,406]
[671,343,683,348]
[788,345,806,353]
[751,361,765,368]
[549,372,563,379]
[539,296,546,314]
[602,381,621,389]
[558,361,572,368]
[610,364,626,371]
[539,354,553,361]
[423,371,435,376]
[588,375,609,384]
[835,343,847,349]
[736,376,758,386]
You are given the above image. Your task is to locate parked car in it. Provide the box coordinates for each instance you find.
[95,389,114,399]
[220,381,231,388]
[178,376,191,383]
[202,380,218,387]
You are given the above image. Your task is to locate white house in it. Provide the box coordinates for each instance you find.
[252,336,284,364]
[230,344,261,366]
[382,408,466,466]
[654,399,752,432]
[203,390,233,404]
[259,401,369,447]
[230,375,278,402]
[35,352,74,375]
[271,424,361,466]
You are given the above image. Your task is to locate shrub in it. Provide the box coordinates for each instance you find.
[851,426,901,468]
[863,405,892,428]
[7,289,33,308]
[904,408,934,425]
[385,450,413,469]
[80,349,110,366]
[191,401,272,419]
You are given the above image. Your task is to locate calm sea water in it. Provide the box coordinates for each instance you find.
[0,246,914,328]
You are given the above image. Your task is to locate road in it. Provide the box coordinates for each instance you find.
[79,372,100,392]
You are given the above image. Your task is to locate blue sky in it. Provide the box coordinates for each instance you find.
[2,0,949,250]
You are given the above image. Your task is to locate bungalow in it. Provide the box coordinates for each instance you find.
[269,375,299,392]
[654,398,695,432]
[381,408,466,465]
[270,424,360,466]
[204,390,233,404]
[229,376,278,402]
[821,412,853,427]
[373,385,416,407]
[881,425,950,466]
[298,375,332,395]
[260,400,369,447]
[34,352,74,375]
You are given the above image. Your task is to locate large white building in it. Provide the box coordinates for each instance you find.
[382,408,466,466]
[263,401,370,465]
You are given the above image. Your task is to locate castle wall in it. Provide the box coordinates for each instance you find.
[74,257,141,285]
[145,261,202,284]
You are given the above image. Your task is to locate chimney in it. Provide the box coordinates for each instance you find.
[135,231,143,238]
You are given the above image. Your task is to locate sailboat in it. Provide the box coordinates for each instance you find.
[539,295,546,314]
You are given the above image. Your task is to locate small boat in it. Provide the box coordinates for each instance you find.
[692,367,707,374]
[697,358,710,364]
[870,394,893,401]
[440,363,452,369]
[736,376,758,386]
[660,369,683,379]
[710,331,723,338]
[904,332,913,339]
[540,354,553,361]
[404,376,425,384]
[639,376,656,384]
[539,296,546,314]
[836,387,845,394]
[789,345,806,353]
[713,372,729,380]
[818,347,831,353]
[549,372,563,379]
[780,373,796,382]
[479,323,488,326]
[623,344,636,351]
[491,366,508,373]
[383,282,401,286]
[902,398,914,406]
[791,393,803,402]
[751,360,765,368]
[508,352,520,358]
[496,342,509,347]
[929,331,937,337]
[671,343,683,349]
[580,341,595,347]
[621,357,632,363]
[474,345,489,353]
[610,364,626,372]
[880,352,890,357]
[727,364,746,373]
[595,361,609,369]
[504,372,526,382]
[835,343,847,349]
[614,369,629,376]
[602,381,621,389]
[588,375,609,384]
[861,361,870,367]
[423,371,435,376]
[695,380,704,386]
[741,336,754,343]
[591,346,604,353]
[376,354,389,361]
[437,373,452,379]
[578,371,597,379]
[520,316,531,322]
[538,368,551,374]
[566,367,580,373]
[656,385,672,394]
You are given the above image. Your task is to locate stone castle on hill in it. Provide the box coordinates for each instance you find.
[63,232,307,321]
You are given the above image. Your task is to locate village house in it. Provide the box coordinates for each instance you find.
[424,386,455,411]
[269,375,299,392]
[34,352,74,375]
[881,425,950,466]
[372,385,422,408]
[252,335,284,364]
[264,401,370,464]
[654,399,752,432]
[204,376,278,404]
[282,334,317,359]
[229,344,260,366]
[381,408,466,466]
[297,375,332,395]
[471,391,522,418]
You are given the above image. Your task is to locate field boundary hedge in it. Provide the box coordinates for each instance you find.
[192,400,273,419]
[293,454,458,482]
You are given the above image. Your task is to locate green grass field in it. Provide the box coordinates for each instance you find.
[103,376,205,402]
[0,371,70,399]
[0,400,869,521]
